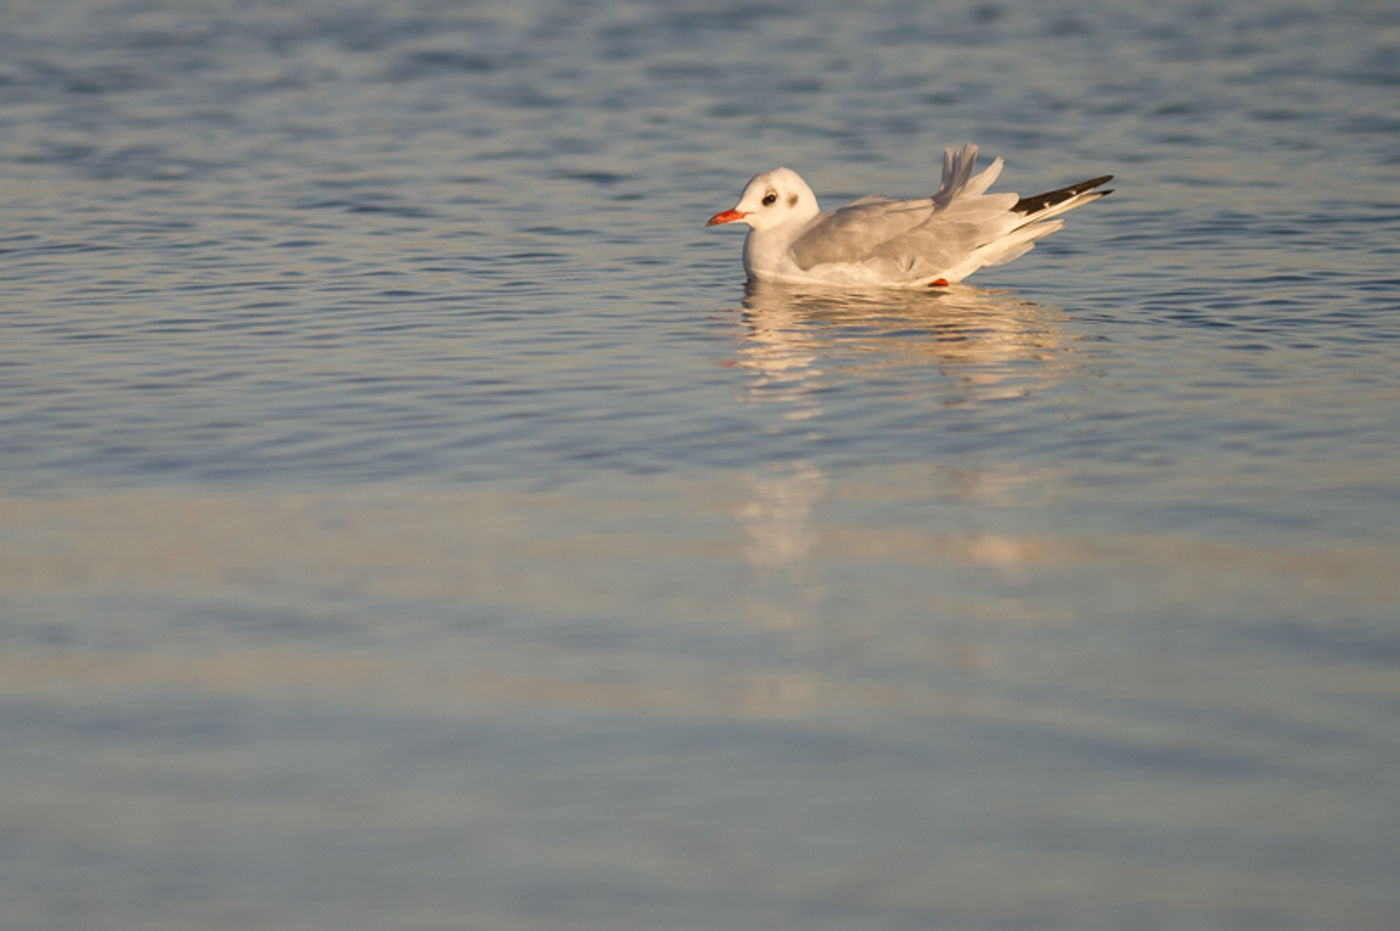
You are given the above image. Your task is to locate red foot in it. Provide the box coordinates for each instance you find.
[929,278,949,287]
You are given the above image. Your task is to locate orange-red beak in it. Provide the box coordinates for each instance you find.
[705,208,749,227]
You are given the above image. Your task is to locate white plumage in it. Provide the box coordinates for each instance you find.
[706,144,1112,289]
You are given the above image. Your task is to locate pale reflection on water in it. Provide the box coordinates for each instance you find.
[734,281,1075,404]
[728,282,1084,656]
[4,482,1400,928]
[4,485,1398,712]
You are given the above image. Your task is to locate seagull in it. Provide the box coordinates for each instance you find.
[706,144,1111,288]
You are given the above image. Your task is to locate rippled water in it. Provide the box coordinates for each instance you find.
[3,1,1400,928]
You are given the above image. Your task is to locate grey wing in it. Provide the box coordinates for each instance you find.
[788,197,934,269]
[866,214,1014,278]
[789,147,1038,280]
[859,186,1022,281]
[803,193,1024,280]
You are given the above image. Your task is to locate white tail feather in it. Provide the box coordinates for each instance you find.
[935,144,996,207]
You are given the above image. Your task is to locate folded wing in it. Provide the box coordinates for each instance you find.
[787,145,1099,284]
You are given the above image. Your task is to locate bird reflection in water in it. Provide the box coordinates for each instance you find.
[731,279,1075,406]
[724,282,1081,715]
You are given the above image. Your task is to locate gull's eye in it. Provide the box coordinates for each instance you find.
[761,191,778,206]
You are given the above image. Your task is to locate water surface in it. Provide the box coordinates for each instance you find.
[3,1,1399,928]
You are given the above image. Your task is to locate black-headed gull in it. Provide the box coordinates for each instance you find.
[706,144,1111,288]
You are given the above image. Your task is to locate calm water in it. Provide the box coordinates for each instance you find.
[3,1,1400,928]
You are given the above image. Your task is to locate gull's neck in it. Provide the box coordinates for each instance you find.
[743,211,820,281]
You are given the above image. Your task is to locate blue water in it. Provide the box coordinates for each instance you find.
[3,1,1400,928]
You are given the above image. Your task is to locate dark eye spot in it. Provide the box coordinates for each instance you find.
[761,191,777,206]
[787,194,798,207]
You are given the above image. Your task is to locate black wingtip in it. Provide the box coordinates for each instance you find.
[1013,174,1115,215]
